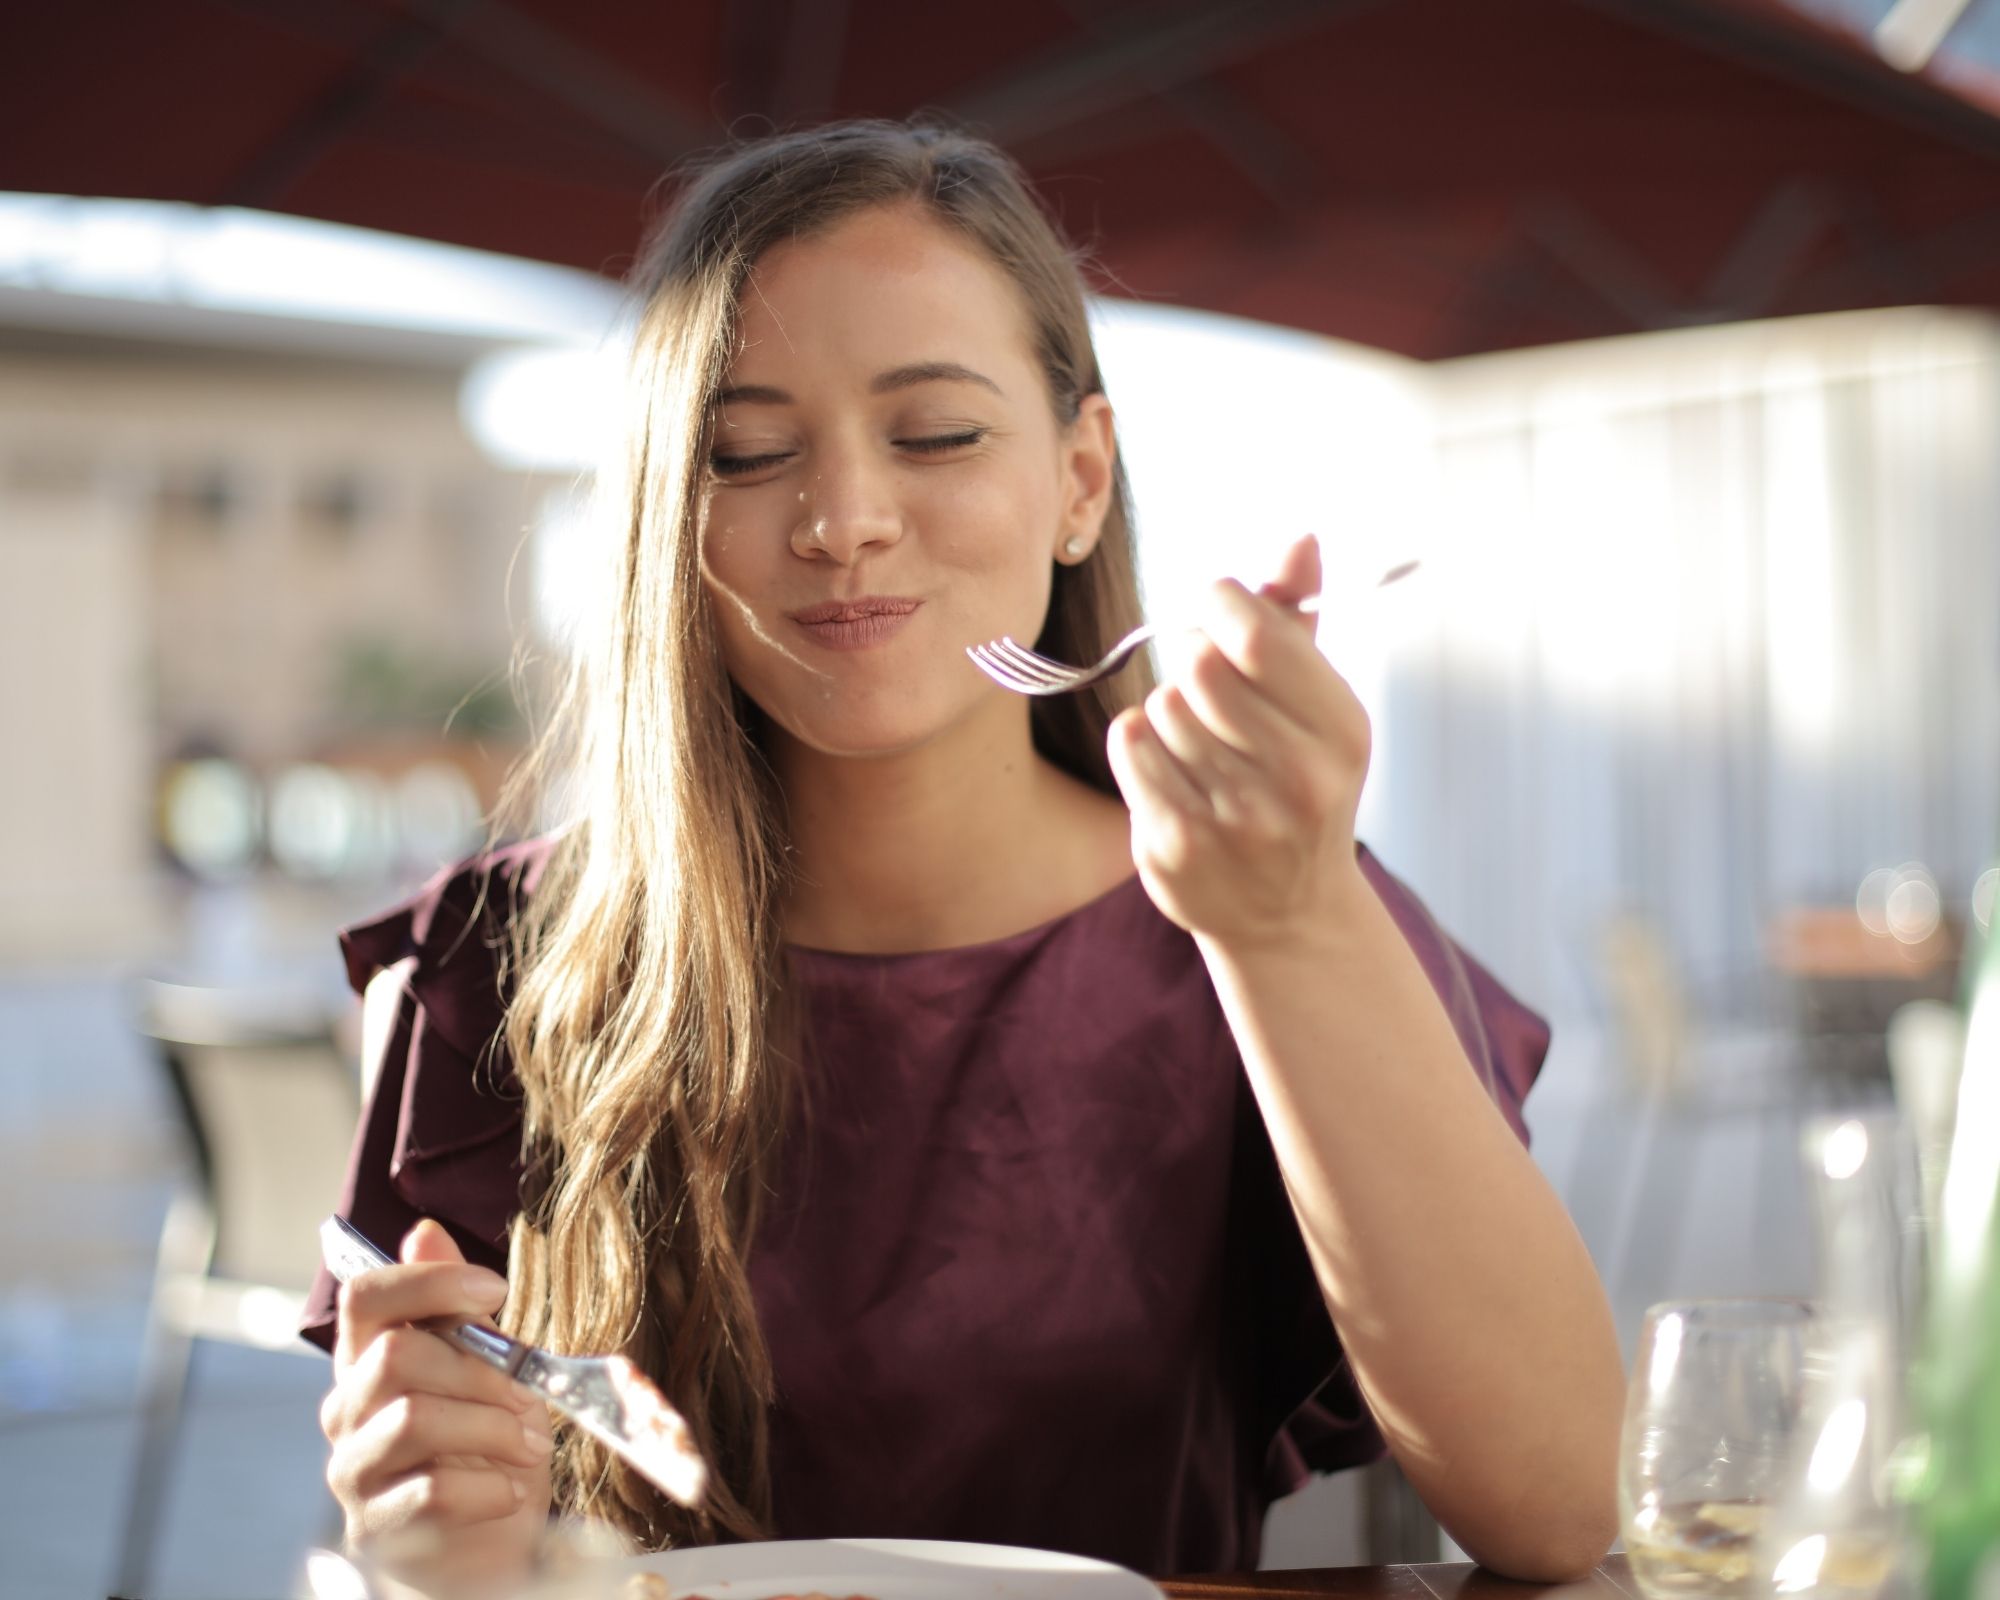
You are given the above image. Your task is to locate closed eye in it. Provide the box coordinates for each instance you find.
[900,430,987,455]
[708,429,988,480]
[709,450,793,478]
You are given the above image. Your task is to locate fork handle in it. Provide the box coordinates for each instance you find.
[319,1215,524,1374]
[1267,556,1418,612]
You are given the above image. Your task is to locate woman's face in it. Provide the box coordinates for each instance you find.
[699,201,1115,760]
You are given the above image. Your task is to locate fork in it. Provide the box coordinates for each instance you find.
[318,1215,707,1509]
[966,559,1419,695]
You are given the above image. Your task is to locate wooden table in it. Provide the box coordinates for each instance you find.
[1767,908,1957,982]
[1164,1556,1637,1600]
[1765,907,1960,1082]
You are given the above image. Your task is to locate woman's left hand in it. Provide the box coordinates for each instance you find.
[1107,533,1371,952]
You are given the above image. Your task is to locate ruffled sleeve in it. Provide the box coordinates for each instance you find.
[1244,843,1551,1498]
[298,837,556,1353]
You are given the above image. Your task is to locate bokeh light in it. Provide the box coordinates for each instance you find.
[161,759,261,878]
[1855,866,1897,937]
[1884,863,1942,946]
[396,761,482,868]
[267,763,356,879]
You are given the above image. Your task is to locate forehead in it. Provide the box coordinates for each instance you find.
[726,204,1038,385]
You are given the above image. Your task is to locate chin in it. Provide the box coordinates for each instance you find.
[752,684,965,762]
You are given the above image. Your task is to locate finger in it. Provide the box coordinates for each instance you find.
[1177,636,1304,760]
[335,1260,509,1370]
[1255,533,1324,624]
[400,1220,515,1331]
[401,1217,467,1267]
[1107,707,1211,820]
[330,1327,538,1440]
[347,1391,555,1485]
[1142,685,1273,832]
[1198,579,1349,740]
[357,1463,529,1535]
[1106,713,1208,893]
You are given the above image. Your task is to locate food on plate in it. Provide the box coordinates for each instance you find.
[608,1355,708,1508]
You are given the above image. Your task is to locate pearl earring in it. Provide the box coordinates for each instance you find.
[1063,537,1087,558]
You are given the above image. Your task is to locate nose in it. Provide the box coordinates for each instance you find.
[790,446,903,565]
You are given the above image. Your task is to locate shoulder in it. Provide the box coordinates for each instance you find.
[340,835,558,986]
[338,834,563,1063]
[1354,841,1550,1141]
[298,842,559,1339]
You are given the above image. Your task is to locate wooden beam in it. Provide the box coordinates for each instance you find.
[402,0,709,165]
[946,0,1381,150]
[221,3,467,207]
[1582,0,2000,166]
[1060,0,1323,211]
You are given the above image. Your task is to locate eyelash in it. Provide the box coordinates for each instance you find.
[708,430,987,478]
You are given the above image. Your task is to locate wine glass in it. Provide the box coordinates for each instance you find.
[1620,1298,1817,1600]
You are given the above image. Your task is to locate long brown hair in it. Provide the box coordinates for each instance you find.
[495,118,1154,1546]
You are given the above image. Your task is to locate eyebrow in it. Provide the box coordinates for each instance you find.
[712,361,1004,407]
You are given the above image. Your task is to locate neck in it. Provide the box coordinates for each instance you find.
[768,701,1131,954]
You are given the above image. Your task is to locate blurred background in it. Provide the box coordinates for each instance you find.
[3,0,1999,1595]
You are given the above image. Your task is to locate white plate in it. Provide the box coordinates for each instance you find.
[618,1537,1166,1600]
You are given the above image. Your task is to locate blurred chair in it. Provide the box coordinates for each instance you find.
[1569,912,1810,1307]
[113,979,358,1600]
[1595,913,1694,1101]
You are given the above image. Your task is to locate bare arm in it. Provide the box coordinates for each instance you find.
[1198,873,1621,1579]
[1106,535,1622,1580]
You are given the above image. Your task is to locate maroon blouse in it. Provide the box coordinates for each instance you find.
[300,837,1548,1575]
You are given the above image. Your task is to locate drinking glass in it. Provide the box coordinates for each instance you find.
[1621,1298,1817,1600]
[1759,1111,1925,1600]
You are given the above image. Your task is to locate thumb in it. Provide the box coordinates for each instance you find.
[400,1216,469,1268]
[1256,533,1323,629]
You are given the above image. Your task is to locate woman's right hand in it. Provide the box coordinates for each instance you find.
[321,1218,554,1589]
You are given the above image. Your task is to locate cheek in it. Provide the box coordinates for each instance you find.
[924,460,1059,570]
[700,492,784,601]
[701,500,756,576]
[699,519,779,682]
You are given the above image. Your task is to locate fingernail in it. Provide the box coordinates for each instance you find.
[524,1427,555,1457]
[460,1268,506,1304]
[513,1478,529,1503]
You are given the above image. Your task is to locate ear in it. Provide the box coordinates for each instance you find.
[1054,393,1117,563]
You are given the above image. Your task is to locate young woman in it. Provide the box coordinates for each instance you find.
[303,118,1624,1586]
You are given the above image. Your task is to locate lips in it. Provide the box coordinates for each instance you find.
[786,595,923,651]
[787,597,922,625]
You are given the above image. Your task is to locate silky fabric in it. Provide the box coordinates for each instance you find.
[300,836,1547,1573]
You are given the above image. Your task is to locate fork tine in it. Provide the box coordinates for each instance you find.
[992,638,1086,689]
[970,654,1066,695]
[967,639,1079,695]
[1001,648,1092,692]
[964,643,1037,692]
[969,562,1414,698]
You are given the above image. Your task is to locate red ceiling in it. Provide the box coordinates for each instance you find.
[10,0,2000,358]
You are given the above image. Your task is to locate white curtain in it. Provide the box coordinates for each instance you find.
[1367,307,2000,1025]
[1103,302,2000,1031]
